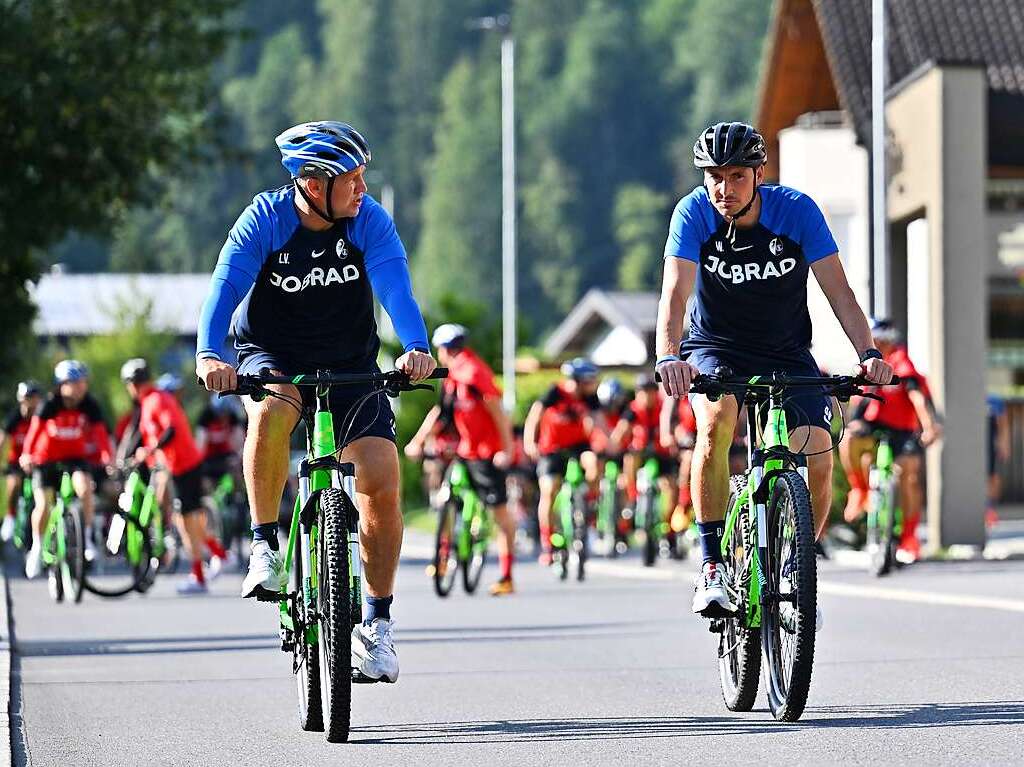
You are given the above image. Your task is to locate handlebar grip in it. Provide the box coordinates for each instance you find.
[427,367,448,380]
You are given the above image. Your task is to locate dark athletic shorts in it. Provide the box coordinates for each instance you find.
[463,459,508,507]
[684,347,833,432]
[33,460,90,492]
[537,443,590,480]
[236,349,396,448]
[173,464,205,514]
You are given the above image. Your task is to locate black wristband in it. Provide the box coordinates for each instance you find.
[410,347,429,354]
[859,348,883,363]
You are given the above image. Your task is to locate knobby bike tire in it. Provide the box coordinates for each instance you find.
[84,511,155,598]
[762,471,816,722]
[317,488,353,743]
[432,497,460,597]
[293,519,324,733]
[63,503,87,604]
[461,505,487,595]
[718,475,761,711]
[868,476,897,577]
[573,488,588,582]
[598,479,619,558]
[639,491,658,568]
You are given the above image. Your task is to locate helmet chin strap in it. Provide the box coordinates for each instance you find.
[726,183,759,247]
[294,177,340,223]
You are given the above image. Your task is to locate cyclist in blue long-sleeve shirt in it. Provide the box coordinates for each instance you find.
[195,121,436,683]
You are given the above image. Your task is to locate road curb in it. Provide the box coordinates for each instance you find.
[0,553,12,767]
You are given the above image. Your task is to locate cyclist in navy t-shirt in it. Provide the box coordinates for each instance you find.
[196,121,435,683]
[655,122,893,624]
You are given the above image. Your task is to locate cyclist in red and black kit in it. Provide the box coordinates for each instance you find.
[407,325,517,595]
[523,358,603,566]
[20,361,112,578]
[0,381,42,543]
[840,319,942,562]
[121,358,230,594]
[611,374,680,549]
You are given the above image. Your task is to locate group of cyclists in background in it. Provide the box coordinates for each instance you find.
[403,316,955,597]
[0,358,245,596]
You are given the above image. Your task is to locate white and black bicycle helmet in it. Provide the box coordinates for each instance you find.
[693,122,766,169]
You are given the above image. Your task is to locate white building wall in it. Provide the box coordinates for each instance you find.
[778,125,870,372]
[591,326,648,367]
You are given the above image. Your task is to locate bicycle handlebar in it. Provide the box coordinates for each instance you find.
[654,369,901,402]
[222,367,448,400]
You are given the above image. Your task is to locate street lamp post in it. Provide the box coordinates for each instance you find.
[871,0,889,317]
[468,14,517,412]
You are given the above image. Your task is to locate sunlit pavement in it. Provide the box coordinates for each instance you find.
[5,534,1024,766]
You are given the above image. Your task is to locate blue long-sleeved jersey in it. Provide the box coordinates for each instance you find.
[196,186,429,369]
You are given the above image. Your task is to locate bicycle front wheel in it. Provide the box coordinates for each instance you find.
[85,511,155,598]
[762,471,816,722]
[293,522,323,733]
[867,476,897,577]
[317,488,353,743]
[63,503,87,604]
[433,498,460,597]
[461,511,487,595]
[638,491,658,567]
[718,476,760,711]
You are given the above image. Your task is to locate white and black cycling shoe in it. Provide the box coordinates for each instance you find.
[351,618,399,683]
[692,562,737,617]
[241,540,284,601]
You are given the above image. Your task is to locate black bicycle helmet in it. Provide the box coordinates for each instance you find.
[693,122,767,169]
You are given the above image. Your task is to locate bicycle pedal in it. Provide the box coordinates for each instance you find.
[351,669,393,685]
[247,585,287,603]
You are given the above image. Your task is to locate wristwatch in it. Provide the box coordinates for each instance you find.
[859,348,883,363]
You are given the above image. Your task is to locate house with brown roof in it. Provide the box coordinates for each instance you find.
[756,0,1024,546]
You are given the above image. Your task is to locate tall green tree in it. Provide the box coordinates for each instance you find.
[414,56,502,309]
[615,184,671,291]
[0,0,237,386]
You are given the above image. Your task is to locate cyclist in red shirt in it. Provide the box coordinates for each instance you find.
[0,381,42,542]
[523,357,603,565]
[20,361,111,578]
[121,358,229,594]
[839,319,942,561]
[407,325,516,594]
[611,374,680,548]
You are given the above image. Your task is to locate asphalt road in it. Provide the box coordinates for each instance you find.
[6,538,1024,766]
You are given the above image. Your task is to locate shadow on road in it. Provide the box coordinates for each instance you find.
[15,632,278,657]
[351,701,1024,744]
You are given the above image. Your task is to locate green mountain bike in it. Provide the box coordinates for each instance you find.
[551,456,589,581]
[634,453,671,567]
[228,367,446,744]
[12,475,34,550]
[41,470,86,604]
[687,370,897,722]
[85,462,160,597]
[432,460,492,597]
[596,458,625,557]
[865,430,901,577]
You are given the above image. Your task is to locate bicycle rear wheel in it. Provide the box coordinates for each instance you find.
[85,511,155,598]
[433,498,460,597]
[762,471,816,722]
[718,476,760,711]
[63,503,86,604]
[293,522,323,732]
[317,488,353,743]
[867,475,897,577]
